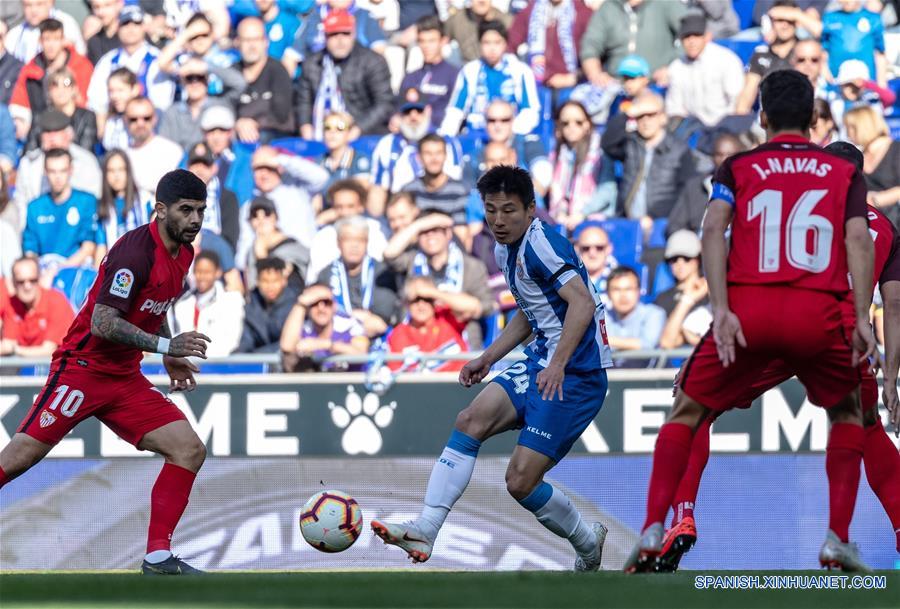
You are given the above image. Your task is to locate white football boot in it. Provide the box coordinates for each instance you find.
[818,530,872,572]
[574,522,608,572]
[371,519,434,563]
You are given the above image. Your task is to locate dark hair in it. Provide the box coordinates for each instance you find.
[607,266,639,286]
[327,179,368,208]
[416,15,443,36]
[185,12,212,29]
[713,132,744,151]
[44,147,72,164]
[195,249,222,269]
[257,257,286,275]
[109,66,138,87]
[478,19,507,41]
[99,149,140,222]
[0,167,8,215]
[417,132,446,153]
[387,191,416,210]
[476,165,535,209]
[39,18,64,34]
[418,208,454,222]
[813,97,834,124]
[824,141,864,171]
[156,169,207,206]
[772,0,799,8]
[759,69,814,133]
[554,100,593,165]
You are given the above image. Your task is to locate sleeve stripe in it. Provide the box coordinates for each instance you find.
[548,264,578,284]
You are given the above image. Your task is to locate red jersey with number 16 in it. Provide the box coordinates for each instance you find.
[711,134,869,294]
[53,221,193,376]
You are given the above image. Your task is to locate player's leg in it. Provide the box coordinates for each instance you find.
[860,381,900,552]
[98,379,204,574]
[0,433,54,488]
[371,380,520,562]
[511,368,609,571]
[506,445,604,570]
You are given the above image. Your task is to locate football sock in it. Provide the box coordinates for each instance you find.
[144,550,172,564]
[147,462,197,554]
[0,466,8,489]
[518,482,597,556]
[862,416,900,551]
[825,423,865,543]
[417,430,481,543]
[643,423,694,532]
[671,417,712,527]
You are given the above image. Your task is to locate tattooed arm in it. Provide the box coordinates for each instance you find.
[91,304,210,358]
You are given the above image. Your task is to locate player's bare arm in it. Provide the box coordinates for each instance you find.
[880,280,900,433]
[702,199,746,367]
[845,216,877,367]
[535,279,595,402]
[91,303,211,359]
[459,311,532,387]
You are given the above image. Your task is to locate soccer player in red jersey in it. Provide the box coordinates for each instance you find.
[0,170,212,575]
[657,142,900,572]
[625,70,879,573]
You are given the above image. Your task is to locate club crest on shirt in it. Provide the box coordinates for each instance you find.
[66,207,80,226]
[516,257,525,280]
[110,268,134,298]
[40,411,57,428]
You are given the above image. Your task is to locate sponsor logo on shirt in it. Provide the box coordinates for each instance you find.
[110,269,134,298]
[139,297,176,316]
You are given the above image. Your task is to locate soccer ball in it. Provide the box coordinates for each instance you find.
[299,490,363,552]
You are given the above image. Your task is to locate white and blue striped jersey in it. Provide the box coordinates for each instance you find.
[495,219,613,373]
[370,133,464,193]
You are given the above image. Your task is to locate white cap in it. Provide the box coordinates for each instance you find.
[200,105,236,131]
[665,230,702,260]
[836,59,870,85]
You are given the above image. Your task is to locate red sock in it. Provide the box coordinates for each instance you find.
[643,423,694,532]
[147,463,197,553]
[862,417,900,551]
[671,417,712,527]
[0,466,8,489]
[825,423,865,543]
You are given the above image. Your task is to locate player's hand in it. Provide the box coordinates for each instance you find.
[536,361,565,401]
[163,355,199,392]
[168,331,211,359]
[459,355,491,387]
[882,382,900,437]
[851,319,877,369]
[712,309,747,367]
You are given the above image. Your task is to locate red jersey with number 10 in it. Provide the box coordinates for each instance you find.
[711,134,869,294]
[53,221,193,376]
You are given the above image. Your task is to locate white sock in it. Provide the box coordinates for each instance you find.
[524,483,596,556]
[416,443,478,542]
[145,549,172,564]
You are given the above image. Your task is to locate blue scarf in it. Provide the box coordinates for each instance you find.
[314,55,346,141]
[111,47,155,97]
[527,0,578,76]
[413,242,464,292]
[331,256,374,314]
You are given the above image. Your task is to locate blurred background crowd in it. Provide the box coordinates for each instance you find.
[0,0,898,372]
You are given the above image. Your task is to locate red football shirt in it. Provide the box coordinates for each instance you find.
[1,287,74,346]
[869,205,900,286]
[387,308,468,372]
[712,135,868,294]
[54,221,193,375]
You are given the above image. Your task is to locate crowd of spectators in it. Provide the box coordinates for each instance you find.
[0,0,898,372]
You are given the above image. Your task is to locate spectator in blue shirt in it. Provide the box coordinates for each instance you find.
[0,104,16,175]
[821,0,887,86]
[22,148,98,270]
[256,0,302,65]
[605,266,666,367]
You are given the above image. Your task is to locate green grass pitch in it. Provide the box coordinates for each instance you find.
[0,571,898,609]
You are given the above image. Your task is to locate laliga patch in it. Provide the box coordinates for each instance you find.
[40,411,57,428]
[109,268,134,298]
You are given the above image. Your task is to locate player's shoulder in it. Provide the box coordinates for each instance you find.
[868,204,898,237]
[523,220,575,263]
[105,224,157,265]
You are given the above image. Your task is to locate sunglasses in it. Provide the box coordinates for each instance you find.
[487,116,513,124]
[633,111,661,121]
[324,122,348,132]
[183,74,208,84]
[409,296,435,305]
[127,114,153,123]
[561,119,587,127]
[310,298,334,308]
[14,278,39,286]
[666,255,694,264]
[794,56,821,64]
[579,244,608,253]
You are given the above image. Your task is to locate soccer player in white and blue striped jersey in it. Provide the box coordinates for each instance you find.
[372,165,613,570]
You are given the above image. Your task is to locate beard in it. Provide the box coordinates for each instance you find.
[400,120,430,143]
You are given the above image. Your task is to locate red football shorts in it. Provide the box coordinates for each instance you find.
[680,285,863,411]
[17,361,186,446]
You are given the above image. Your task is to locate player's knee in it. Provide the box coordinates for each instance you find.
[504,467,539,501]
[168,435,206,471]
[454,408,486,440]
[669,393,708,427]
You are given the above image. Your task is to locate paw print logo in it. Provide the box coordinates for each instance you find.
[329,386,397,455]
